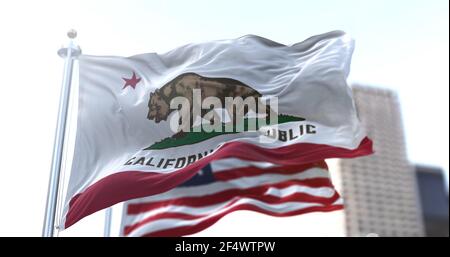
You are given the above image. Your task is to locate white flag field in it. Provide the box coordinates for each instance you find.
[60,31,373,229]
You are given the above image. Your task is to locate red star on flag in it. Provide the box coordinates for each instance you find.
[122,72,141,89]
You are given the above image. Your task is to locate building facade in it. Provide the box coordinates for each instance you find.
[415,165,449,237]
[332,85,425,236]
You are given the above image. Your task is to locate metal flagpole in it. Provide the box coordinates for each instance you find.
[42,29,81,237]
[103,208,112,237]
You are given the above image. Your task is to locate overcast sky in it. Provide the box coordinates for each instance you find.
[0,0,448,236]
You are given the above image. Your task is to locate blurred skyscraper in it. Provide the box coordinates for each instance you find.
[330,85,425,236]
[415,165,449,237]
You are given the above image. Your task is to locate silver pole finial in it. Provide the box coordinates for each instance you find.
[67,29,77,39]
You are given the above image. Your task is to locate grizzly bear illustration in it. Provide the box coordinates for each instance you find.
[147,73,276,137]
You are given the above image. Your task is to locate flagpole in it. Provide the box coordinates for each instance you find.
[42,30,81,237]
[103,208,113,237]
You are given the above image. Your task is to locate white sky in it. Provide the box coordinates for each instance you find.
[0,0,447,236]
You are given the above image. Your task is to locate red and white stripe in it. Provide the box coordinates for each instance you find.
[65,139,370,229]
[120,159,343,237]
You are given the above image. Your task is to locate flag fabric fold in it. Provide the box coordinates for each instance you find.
[60,31,372,229]
[121,159,343,237]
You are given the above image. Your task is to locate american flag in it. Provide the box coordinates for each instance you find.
[120,159,343,237]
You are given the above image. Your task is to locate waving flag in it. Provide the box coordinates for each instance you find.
[61,31,372,229]
[121,159,342,237]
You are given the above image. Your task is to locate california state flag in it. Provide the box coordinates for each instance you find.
[60,31,372,229]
